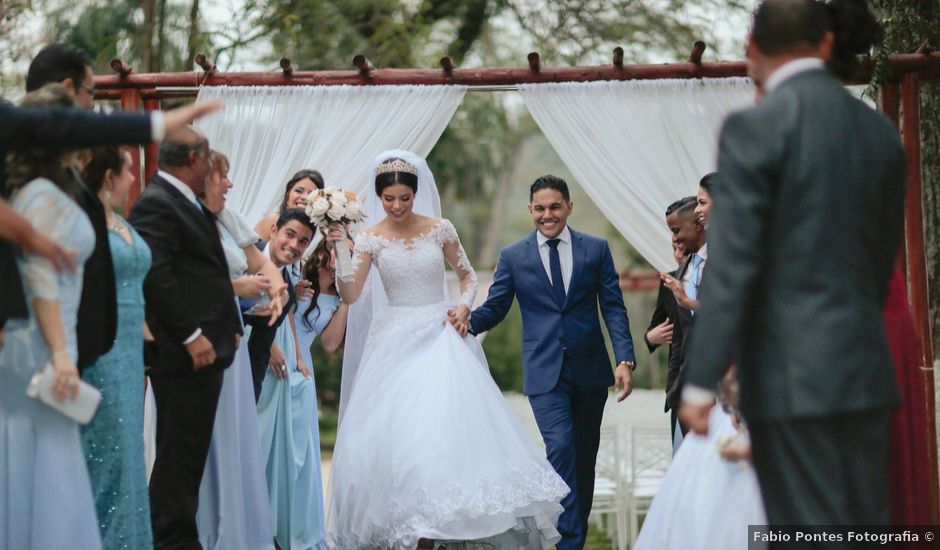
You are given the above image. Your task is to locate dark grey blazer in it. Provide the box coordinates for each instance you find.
[684,68,906,421]
[128,175,242,374]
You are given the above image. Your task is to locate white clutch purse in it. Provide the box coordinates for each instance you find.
[26,364,102,424]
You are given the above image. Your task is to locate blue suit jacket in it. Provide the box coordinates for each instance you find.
[470,227,636,395]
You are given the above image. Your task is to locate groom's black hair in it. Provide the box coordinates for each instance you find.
[529,174,570,203]
[276,207,316,235]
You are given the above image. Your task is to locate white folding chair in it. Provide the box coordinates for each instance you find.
[627,426,672,545]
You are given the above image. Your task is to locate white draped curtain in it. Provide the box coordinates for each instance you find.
[195,85,467,224]
[519,78,754,271]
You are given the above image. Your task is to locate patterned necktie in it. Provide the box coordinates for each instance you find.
[547,238,566,306]
[684,253,704,301]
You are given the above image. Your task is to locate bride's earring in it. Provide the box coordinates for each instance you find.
[103,184,112,205]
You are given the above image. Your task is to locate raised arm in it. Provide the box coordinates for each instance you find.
[329,228,375,305]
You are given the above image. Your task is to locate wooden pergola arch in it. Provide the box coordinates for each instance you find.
[94,46,940,520]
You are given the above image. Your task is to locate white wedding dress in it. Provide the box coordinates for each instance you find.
[327,219,568,549]
[634,405,766,550]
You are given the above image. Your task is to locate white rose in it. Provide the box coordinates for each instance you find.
[309,197,330,217]
[323,186,338,195]
[327,203,347,221]
[331,192,348,206]
[346,201,364,220]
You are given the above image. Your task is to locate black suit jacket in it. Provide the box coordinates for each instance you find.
[645,270,686,412]
[128,175,241,374]
[684,68,906,421]
[66,173,118,370]
[245,247,297,399]
[0,101,151,329]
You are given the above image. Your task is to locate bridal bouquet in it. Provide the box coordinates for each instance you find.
[305,187,365,278]
[304,186,366,229]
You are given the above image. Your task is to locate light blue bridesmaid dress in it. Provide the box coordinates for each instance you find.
[0,179,102,549]
[196,208,274,550]
[80,217,154,550]
[257,269,338,550]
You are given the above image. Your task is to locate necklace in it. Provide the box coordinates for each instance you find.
[107,216,126,233]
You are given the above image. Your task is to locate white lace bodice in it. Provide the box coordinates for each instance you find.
[341,219,478,308]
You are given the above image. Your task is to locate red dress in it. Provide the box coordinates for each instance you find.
[884,267,931,525]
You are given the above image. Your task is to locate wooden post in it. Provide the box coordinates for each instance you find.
[280,58,294,76]
[527,52,540,73]
[689,41,706,64]
[901,72,940,523]
[440,56,454,75]
[143,98,160,185]
[120,88,143,213]
[881,83,906,276]
[612,47,624,68]
[353,55,373,75]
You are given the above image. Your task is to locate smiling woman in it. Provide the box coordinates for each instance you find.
[254,169,325,241]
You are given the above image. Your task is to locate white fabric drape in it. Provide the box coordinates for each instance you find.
[195,85,466,224]
[519,78,754,271]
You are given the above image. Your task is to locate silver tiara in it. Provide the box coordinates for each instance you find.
[375,158,418,177]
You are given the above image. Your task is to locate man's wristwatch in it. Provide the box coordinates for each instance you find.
[618,360,636,372]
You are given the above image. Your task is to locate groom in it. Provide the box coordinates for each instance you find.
[470,175,636,549]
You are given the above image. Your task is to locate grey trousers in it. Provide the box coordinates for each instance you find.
[750,409,891,529]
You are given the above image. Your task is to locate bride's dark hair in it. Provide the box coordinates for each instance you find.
[825,0,883,82]
[374,157,418,196]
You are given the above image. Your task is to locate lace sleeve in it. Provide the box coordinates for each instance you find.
[438,219,478,308]
[13,180,67,300]
[336,231,379,304]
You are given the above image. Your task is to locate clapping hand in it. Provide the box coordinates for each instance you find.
[660,273,697,311]
[446,305,470,337]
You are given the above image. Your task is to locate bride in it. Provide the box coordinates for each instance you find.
[325,150,568,549]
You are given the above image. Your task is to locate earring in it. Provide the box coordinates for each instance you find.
[103,188,112,204]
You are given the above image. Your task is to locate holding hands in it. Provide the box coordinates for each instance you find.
[447,305,471,337]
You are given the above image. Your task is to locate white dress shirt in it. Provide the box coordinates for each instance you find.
[155,170,204,345]
[537,225,573,293]
[681,242,716,405]
[764,57,825,94]
[156,170,200,206]
[149,112,166,142]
